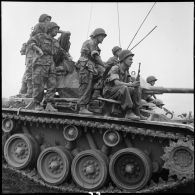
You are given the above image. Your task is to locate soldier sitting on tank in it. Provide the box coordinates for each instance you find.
[103,50,147,120]
[76,28,107,115]
[27,22,63,111]
[142,75,158,102]
[102,46,122,81]
[106,46,122,68]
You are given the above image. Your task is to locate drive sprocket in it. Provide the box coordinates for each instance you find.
[162,139,194,180]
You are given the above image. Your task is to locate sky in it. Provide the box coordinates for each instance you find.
[1,2,194,115]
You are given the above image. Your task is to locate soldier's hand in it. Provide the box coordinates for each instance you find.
[132,81,140,87]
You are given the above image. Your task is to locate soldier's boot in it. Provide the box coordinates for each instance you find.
[125,109,140,120]
[79,105,93,115]
[35,103,44,111]
[134,107,148,120]
[45,102,58,112]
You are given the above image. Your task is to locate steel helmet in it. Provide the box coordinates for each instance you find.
[91,28,107,38]
[112,46,122,55]
[146,76,157,83]
[39,14,52,23]
[46,22,60,33]
[153,99,164,107]
[119,50,134,62]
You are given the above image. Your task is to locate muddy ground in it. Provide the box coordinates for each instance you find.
[2,167,194,194]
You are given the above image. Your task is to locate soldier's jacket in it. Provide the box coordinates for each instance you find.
[27,33,61,66]
[104,64,131,85]
[77,39,101,74]
[106,56,119,67]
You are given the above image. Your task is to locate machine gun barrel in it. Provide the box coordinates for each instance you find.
[142,86,194,94]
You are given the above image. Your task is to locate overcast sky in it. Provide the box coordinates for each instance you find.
[1,2,194,115]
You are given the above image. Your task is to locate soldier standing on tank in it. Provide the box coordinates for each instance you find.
[16,14,52,98]
[27,22,62,111]
[103,50,147,120]
[76,28,107,114]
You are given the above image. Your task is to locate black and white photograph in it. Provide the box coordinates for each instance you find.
[2,1,194,193]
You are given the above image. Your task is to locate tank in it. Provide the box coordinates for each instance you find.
[2,67,194,193]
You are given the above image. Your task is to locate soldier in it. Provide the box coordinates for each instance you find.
[102,46,122,81]
[142,75,157,102]
[146,75,157,86]
[30,14,52,37]
[77,28,107,114]
[16,14,52,98]
[152,99,164,109]
[27,22,62,111]
[103,49,147,120]
[106,46,122,68]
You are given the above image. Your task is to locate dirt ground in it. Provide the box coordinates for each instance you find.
[2,167,194,193]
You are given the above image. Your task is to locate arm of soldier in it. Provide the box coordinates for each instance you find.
[27,35,43,56]
[91,52,105,67]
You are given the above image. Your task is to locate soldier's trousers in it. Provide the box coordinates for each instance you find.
[78,64,104,107]
[19,73,27,94]
[103,85,141,111]
[32,64,56,104]
[25,57,33,95]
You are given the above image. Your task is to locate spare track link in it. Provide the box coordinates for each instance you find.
[2,112,194,193]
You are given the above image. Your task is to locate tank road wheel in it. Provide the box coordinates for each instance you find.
[162,140,194,180]
[37,146,72,185]
[71,149,108,190]
[109,148,152,191]
[4,133,39,169]
[2,118,15,133]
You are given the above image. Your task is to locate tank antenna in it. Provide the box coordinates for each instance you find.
[86,2,93,38]
[127,2,156,49]
[117,2,121,47]
[130,25,157,51]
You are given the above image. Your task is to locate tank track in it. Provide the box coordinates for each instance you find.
[2,109,194,193]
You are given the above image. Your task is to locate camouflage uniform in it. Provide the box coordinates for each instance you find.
[77,39,105,107]
[106,56,119,67]
[27,33,61,104]
[103,64,141,112]
[19,43,28,94]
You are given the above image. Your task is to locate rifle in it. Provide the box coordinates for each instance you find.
[136,62,141,81]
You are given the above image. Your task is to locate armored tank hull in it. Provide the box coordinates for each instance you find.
[2,101,194,193]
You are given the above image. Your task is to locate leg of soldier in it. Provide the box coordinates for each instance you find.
[103,85,140,120]
[45,64,58,112]
[25,58,33,97]
[104,85,134,110]
[92,65,105,99]
[129,87,147,120]
[19,69,28,95]
[78,68,94,114]
[32,65,47,110]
